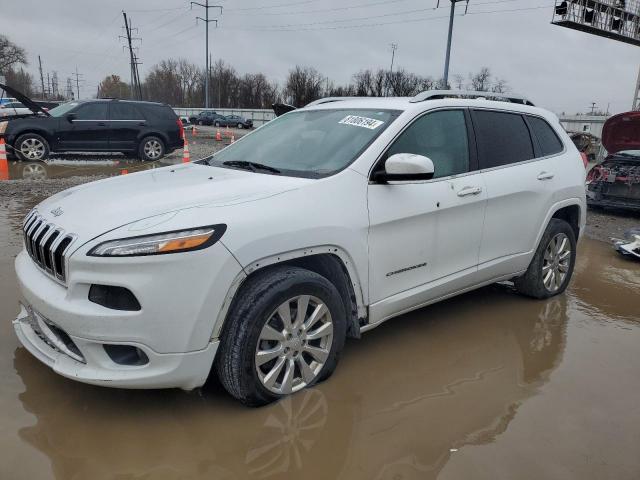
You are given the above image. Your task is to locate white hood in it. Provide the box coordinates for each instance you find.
[34,163,310,241]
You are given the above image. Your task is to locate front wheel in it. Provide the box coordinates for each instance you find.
[514,218,576,299]
[138,136,165,161]
[214,121,220,127]
[15,133,50,161]
[216,266,347,407]
[237,123,244,129]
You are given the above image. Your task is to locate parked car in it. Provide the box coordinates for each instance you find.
[13,91,586,406]
[214,114,253,129]
[586,111,640,211]
[0,101,33,117]
[189,111,225,126]
[0,85,183,161]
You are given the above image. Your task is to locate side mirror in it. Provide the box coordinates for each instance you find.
[66,113,76,123]
[374,153,435,183]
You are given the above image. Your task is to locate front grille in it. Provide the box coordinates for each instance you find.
[23,211,75,283]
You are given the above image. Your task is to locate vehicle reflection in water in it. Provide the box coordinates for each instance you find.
[3,157,174,181]
[13,279,574,479]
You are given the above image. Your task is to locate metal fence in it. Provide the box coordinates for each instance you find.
[173,107,276,126]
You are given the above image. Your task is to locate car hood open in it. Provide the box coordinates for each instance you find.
[602,111,640,154]
[0,82,50,117]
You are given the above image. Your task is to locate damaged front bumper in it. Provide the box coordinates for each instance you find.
[613,229,640,260]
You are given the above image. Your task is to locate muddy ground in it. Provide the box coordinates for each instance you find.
[1,138,639,479]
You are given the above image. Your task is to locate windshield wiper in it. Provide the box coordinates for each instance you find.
[222,160,281,174]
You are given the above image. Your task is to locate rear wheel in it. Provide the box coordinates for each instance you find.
[214,121,221,127]
[237,123,244,129]
[138,136,164,161]
[15,133,49,161]
[216,266,347,407]
[514,219,576,299]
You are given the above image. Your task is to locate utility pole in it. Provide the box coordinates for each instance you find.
[72,67,83,100]
[38,56,46,99]
[387,43,398,97]
[589,102,597,115]
[46,73,51,98]
[441,0,469,88]
[191,1,222,109]
[65,77,74,100]
[121,11,143,100]
[634,64,640,111]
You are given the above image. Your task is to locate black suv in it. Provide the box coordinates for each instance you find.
[1,98,183,161]
[189,111,226,126]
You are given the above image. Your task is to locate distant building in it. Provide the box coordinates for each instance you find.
[559,114,610,139]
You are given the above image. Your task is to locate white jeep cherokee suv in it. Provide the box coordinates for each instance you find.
[14,91,586,406]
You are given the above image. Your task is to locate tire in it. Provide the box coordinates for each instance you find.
[15,133,50,161]
[514,219,576,299]
[198,120,203,126]
[216,266,347,407]
[214,121,220,127]
[138,136,165,161]
[237,123,244,129]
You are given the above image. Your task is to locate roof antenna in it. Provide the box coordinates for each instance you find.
[465,0,470,14]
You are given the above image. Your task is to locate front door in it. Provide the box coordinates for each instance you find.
[57,102,109,150]
[367,109,486,322]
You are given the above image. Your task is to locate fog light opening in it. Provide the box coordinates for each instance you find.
[89,284,141,311]
[104,345,149,366]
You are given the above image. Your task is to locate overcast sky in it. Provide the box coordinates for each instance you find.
[2,0,638,114]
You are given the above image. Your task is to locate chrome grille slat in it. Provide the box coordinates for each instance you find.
[22,212,75,284]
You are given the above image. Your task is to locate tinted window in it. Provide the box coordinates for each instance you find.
[110,103,142,120]
[74,103,108,120]
[473,110,534,168]
[142,104,175,122]
[527,116,563,157]
[386,110,469,178]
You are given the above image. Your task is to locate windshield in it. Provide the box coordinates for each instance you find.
[207,109,400,178]
[48,102,80,117]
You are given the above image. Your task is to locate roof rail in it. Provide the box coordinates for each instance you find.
[410,90,535,106]
[305,97,360,107]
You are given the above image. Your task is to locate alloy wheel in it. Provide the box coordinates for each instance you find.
[20,138,45,160]
[255,295,333,395]
[542,233,571,292]
[143,139,162,159]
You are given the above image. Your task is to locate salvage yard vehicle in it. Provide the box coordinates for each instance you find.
[0,101,32,117]
[13,90,586,406]
[189,111,225,126]
[587,111,640,211]
[0,83,183,161]
[213,114,253,129]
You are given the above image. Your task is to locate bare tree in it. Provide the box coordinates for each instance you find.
[284,66,324,106]
[0,35,27,73]
[469,67,492,91]
[491,78,509,93]
[452,74,465,90]
[3,67,34,96]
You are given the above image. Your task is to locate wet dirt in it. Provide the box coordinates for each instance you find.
[1,183,640,479]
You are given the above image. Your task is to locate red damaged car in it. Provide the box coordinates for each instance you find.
[586,111,640,211]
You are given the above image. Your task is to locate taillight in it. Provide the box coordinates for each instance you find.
[176,118,185,139]
[580,152,588,169]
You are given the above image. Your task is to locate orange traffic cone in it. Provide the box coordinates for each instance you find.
[120,169,128,175]
[230,134,236,144]
[182,138,191,163]
[0,138,9,181]
[191,125,197,136]
[215,129,222,142]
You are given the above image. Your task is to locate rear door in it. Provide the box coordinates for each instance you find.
[108,102,146,151]
[472,109,557,279]
[368,109,487,319]
[58,102,109,150]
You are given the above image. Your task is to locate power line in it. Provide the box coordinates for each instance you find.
[227,0,320,12]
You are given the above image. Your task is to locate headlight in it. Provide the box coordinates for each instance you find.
[88,225,226,257]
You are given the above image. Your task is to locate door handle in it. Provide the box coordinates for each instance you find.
[138,122,146,126]
[537,172,555,181]
[97,122,106,126]
[457,186,483,197]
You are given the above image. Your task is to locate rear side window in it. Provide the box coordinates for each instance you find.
[386,110,470,179]
[74,103,108,120]
[110,103,143,120]
[472,110,534,169]
[527,116,564,157]
[142,104,176,122]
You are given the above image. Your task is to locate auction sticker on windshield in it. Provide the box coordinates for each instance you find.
[339,115,384,129]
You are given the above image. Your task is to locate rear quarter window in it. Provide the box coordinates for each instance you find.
[472,110,535,169]
[527,116,564,157]
[142,104,177,123]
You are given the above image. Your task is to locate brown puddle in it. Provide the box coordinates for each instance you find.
[1,195,639,480]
